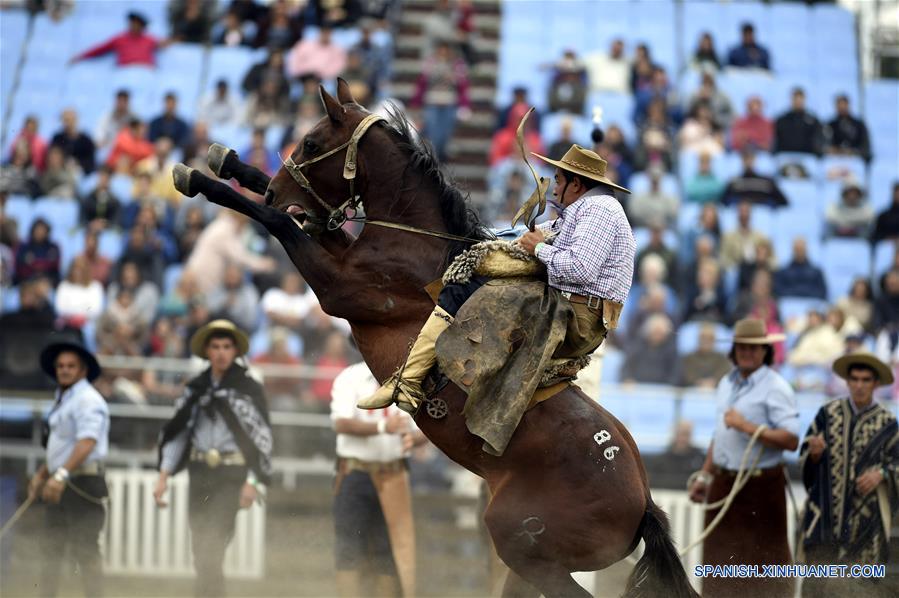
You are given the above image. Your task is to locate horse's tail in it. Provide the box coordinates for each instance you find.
[622,501,700,598]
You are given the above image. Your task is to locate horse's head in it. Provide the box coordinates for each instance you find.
[266,79,392,235]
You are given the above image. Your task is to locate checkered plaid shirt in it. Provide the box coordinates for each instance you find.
[535,189,635,303]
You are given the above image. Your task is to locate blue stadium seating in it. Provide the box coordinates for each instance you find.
[779,297,830,323]
[163,264,184,295]
[679,390,718,447]
[869,159,897,212]
[33,197,80,234]
[628,171,680,197]
[539,113,593,148]
[676,321,731,355]
[2,286,21,314]
[5,195,34,238]
[774,153,822,180]
[821,238,872,301]
[873,240,897,277]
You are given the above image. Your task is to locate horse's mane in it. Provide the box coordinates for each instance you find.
[381,105,493,264]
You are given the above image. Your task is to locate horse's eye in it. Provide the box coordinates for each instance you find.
[303,139,318,155]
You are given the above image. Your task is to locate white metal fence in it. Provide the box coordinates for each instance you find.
[102,469,265,578]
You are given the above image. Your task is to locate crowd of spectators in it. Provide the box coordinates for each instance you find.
[0,0,412,410]
[488,19,897,395]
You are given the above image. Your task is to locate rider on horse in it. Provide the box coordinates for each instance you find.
[358,144,635,412]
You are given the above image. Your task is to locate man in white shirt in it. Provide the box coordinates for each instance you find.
[584,38,630,94]
[260,271,317,328]
[331,361,425,598]
[30,339,109,597]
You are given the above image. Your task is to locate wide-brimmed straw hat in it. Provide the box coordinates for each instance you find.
[531,145,631,194]
[189,319,250,358]
[40,340,102,382]
[731,318,785,345]
[832,351,894,386]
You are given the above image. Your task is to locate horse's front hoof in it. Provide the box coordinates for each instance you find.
[208,143,238,179]
[173,164,199,197]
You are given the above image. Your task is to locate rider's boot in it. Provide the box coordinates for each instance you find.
[356,306,454,412]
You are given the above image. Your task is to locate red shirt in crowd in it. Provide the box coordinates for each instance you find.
[75,32,159,67]
[106,128,154,170]
[730,114,774,152]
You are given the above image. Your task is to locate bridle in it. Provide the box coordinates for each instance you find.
[279,113,483,244]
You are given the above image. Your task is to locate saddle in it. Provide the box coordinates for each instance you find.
[431,240,595,456]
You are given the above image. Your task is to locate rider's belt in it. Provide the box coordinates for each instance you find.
[190,448,246,468]
[339,457,405,475]
[72,462,104,477]
[561,291,603,310]
[714,465,781,478]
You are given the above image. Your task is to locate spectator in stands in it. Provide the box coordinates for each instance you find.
[731,268,781,330]
[106,118,154,173]
[309,330,350,408]
[683,259,727,324]
[411,41,471,162]
[70,11,163,68]
[635,67,681,126]
[95,90,135,149]
[141,317,187,401]
[199,80,242,128]
[54,255,104,329]
[787,309,845,367]
[774,238,827,299]
[158,269,199,319]
[421,0,471,59]
[721,150,787,207]
[685,152,725,204]
[50,109,96,174]
[107,259,159,317]
[837,278,874,333]
[594,125,634,186]
[7,115,47,172]
[634,98,675,172]
[148,93,190,148]
[175,205,206,261]
[79,166,121,228]
[253,326,305,407]
[261,271,316,328]
[495,87,537,133]
[136,137,180,205]
[720,201,771,269]
[642,421,707,490]
[678,103,725,157]
[545,117,575,161]
[688,72,732,130]
[825,179,874,238]
[0,276,54,335]
[242,50,290,98]
[630,44,654,95]
[628,169,679,229]
[169,0,213,44]
[681,234,720,291]
[286,26,347,81]
[38,146,78,198]
[489,103,544,166]
[280,98,323,157]
[206,264,260,332]
[737,237,776,293]
[97,288,148,356]
[117,224,165,289]
[120,172,169,231]
[627,265,676,336]
[620,313,680,385]
[872,183,899,243]
[185,210,275,294]
[774,88,823,156]
[680,325,731,388]
[691,32,721,72]
[824,94,872,162]
[584,38,629,94]
[351,23,391,96]
[1,143,40,197]
[14,218,60,285]
[212,10,253,47]
[244,78,295,131]
[726,22,770,70]
[253,0,304,50]
[239,129,279,174]
[635,226,679,287]
[548,50,587,114]
[730,96,773,153]
[77,230,112,287]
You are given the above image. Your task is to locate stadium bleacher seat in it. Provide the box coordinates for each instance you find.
[98,230,124,262]
[774,153,821,180]
[600,348,624,385]
[33,197,80,234]
[539,113,592,148]
[676,321,731,355]
[5,195,34,238]
[679,390,718,447]
[821,155,866,184]
[163,264,184,295]
[778,297,830,323]
[2,286,21,314]
[628,171,680,197]
[873,240,898,277]
[821,238,872,301]
[869,159,897,212]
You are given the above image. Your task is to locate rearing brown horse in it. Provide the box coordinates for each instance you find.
[174,80,697,598]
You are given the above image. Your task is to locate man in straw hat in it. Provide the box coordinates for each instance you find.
[688,317,800,597]
[357,143,635,411]
[154,319,273,597]
[799,351,898,597]
[29,337,109,597]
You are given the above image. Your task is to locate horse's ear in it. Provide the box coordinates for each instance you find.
[336,78,356,105]
[320,86,345,123]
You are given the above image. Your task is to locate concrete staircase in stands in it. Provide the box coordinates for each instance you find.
[391,0,501,212]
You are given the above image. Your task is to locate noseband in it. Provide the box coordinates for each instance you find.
[281,113,385,231]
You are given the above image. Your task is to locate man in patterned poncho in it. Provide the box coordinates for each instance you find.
[800,351,899,598]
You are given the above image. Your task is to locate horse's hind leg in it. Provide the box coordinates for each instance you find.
[501,570,540,598]
[207,143,271,194]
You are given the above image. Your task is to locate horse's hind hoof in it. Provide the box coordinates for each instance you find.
[208,143,237,179]
[173,164,199,197]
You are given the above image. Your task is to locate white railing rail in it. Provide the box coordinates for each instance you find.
[102,468,265,578]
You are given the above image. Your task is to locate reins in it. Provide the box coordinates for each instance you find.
[280,113,483,245]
